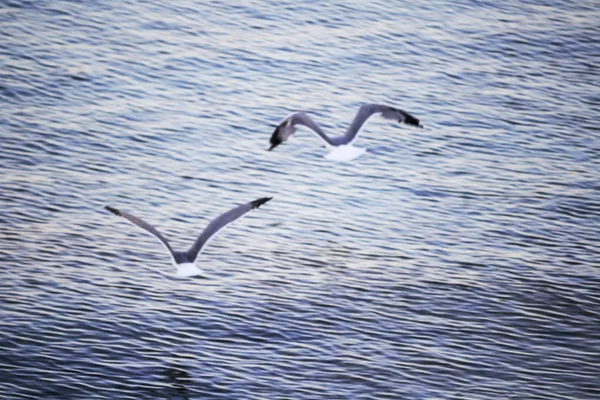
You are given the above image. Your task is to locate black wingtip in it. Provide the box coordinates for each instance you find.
[251,197,273,208]
[402,113,421,128]
[268,122,285,151]
[105,205,122,216]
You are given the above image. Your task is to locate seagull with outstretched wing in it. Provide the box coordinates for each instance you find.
[105,197,272,277]
[268,103,423,161]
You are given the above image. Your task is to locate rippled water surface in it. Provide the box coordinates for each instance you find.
[2,1,599,399]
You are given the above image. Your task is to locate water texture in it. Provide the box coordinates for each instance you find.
[1,0,599,399]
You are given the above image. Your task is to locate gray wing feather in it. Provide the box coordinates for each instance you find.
[105,206,175,256]
[290,112,334,145]
[186,197,272,262]
[338,103,422,145]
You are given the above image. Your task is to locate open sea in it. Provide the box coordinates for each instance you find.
[1,0,599,399]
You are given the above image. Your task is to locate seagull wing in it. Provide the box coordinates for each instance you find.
[336,103,423,145]
[268,112,334,150]
[186,197,272,262]
[290,112,334,145]
[105,206,175,259]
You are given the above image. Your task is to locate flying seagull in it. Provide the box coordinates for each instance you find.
[268,103,423,161]
[105,197,272,277]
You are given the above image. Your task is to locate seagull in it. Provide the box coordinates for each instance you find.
[268,103,423,161]
[104,197,272,277]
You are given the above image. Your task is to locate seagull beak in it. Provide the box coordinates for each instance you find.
[267,143,277,151]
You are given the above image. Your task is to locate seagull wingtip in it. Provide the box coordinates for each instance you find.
[399,111,422,128]
[251,197,273,208]
[105,205,121,216]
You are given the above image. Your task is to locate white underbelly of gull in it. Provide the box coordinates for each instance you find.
[105,197,272,277]
[324,145,367,162]
[268,103,423,161]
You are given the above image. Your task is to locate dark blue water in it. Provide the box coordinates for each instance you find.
[1,1,599,399]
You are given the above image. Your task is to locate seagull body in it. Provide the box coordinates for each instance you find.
[268,103,423,161]
[105,197,272,277]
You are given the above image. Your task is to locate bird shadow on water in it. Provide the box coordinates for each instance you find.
[159,360,232,400]
[161,363,193,400]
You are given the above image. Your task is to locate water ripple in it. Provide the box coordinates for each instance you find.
[2,0,599,399]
